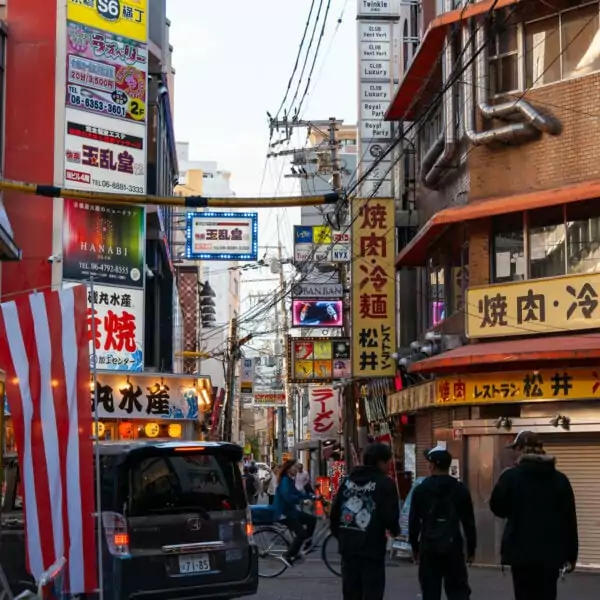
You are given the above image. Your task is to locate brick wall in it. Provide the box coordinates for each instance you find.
[468,219,491,287]
[469,74,600,201]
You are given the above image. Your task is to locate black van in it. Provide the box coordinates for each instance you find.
[96,440,258,600]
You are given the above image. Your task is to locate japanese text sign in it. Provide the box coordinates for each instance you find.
[253,392,286,407]
[91,371,208,420]
[351,199,396,377]
[62,199,146,287]
[186,212,259,261]
[75,283,144,371]
[293,225,351,263]
[387,381,436,414]
[287,337,351,383]
[68,0,148,43]
[64,109,146,194]
[308,386,341,440]
[466,273,600,339]
[436,368,600,405]
[66,21,147,123]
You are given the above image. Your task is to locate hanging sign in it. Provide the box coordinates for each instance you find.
[287,337,351,383]
[308,386,341,440]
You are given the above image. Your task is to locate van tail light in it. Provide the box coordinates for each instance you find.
[102,511,131,558]
[244,507,254,543]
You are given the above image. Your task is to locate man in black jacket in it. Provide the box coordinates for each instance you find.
[409,446,476,600]
[330,443,400,600]
[490,431,578,600]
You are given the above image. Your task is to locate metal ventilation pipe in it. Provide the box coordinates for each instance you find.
[420,133,444,183]
[463,22,561,145]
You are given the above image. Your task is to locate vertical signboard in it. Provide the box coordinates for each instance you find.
[64,0,148,372]
[351,198,396,378]
[308,386,341,440]
[357,2,399,199]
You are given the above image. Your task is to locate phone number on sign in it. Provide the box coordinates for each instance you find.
[79,263,130,275]
[92,179,144,194]
[68,92,127,119]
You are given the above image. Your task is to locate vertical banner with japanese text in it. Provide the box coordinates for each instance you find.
[351,199,396,378]
[308,386,341,440]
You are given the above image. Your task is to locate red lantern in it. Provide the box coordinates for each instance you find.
[119,422,132,438]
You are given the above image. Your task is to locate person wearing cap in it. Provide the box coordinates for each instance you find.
[490,430,578,600]
[408,446,476,600]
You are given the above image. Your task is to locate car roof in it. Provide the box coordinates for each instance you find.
[98,439,242,458]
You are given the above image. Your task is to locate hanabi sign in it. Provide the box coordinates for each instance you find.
[66,21,147,123]
[287,337,351,384]
[351,199,396,378]
[64,109,146,193]
[435,368,600,406]
[91,371,209,420]
[293,225,351,263]
[186,212,258,261]
[308,386,341,440]
[466,272,600,339]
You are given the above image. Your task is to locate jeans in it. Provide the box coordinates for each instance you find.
[418,551,471,600]
[285,511,317,558]
[341,556,385,600]
[511,567,559,600]
[268,494,275,505]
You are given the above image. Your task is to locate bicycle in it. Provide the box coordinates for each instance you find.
[253,498,341,578]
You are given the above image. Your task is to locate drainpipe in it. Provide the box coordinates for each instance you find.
[464,23,560,146]
[420,133,444,183]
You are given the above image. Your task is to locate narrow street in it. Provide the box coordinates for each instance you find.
[251,561,599,600]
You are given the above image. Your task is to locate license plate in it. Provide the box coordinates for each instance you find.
[178,553,210,574]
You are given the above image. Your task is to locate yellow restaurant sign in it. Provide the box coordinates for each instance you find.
[466,272,600,339]
[436,368,600,405]
[68,0,148,42]
[351,198,396,378]
[387,381,436,414]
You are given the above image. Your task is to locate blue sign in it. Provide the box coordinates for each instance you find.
[294,226,313,245]
[186,212,258,261]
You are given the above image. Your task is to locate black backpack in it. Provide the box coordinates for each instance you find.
[420,484,460,554]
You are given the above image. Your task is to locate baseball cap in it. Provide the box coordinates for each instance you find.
[506,430,542,450]
[423,445,452,470]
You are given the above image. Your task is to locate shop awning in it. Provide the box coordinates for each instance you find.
[0,197,20,260]
[385,0,521,122]
[396,178,600,268]
[408,334,600,375]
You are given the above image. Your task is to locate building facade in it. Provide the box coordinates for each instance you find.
[387,0,600,568]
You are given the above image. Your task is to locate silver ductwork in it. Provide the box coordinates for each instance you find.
[463,23,561,146]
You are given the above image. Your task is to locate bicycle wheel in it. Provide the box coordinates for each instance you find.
[254,526,290,578]
[321,532,342,577]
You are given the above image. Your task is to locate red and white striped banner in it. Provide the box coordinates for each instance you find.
[0,285,98,593]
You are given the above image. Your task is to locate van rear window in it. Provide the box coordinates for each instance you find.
[128,452,245,516]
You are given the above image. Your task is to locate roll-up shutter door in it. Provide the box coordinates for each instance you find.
[432,407,452,429]
[415,411,433,477]
[544,437,600,569]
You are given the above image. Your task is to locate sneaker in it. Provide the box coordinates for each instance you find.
[278,555,293,568]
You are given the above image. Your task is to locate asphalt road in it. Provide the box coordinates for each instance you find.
[250,560,599,600]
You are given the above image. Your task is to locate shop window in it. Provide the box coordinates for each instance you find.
[566,199,600,273]
[529,205,567,279]
[492,213,525,283]
[489,20,520,94]
[526,4,600,88]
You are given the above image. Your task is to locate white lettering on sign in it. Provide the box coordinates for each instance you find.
[360,60,390,80]
[361,82,391,102]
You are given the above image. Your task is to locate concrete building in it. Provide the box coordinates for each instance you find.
[386,0,600,569]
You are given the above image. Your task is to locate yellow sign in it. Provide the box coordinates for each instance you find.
[466,272,600,339]
[144,422,160,437]
[436,368,600,405]
[92,421,106,437]
[128,98,146,121]
[68,0,148,42]
[168,423,182,438]
[287,337,351,383]
[351,198,396,377]
[387,382,436,414]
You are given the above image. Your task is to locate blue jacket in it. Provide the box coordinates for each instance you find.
[273,475,309,519]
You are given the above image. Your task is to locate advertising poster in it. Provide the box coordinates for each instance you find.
[351,198,396,377]
[67,0,148,43]
[64,108,145,193]
[62,199,145,288]
[84,283,144,371]
[291,300,344,327]
[287,337,351,383]
[66,20,147,123]
[186,212,259,261]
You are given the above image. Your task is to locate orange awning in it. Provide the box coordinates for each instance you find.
[385,0,521,122]
[409,334,600,375]
[396,178,600,268]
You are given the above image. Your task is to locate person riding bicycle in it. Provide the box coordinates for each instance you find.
[273,458,317,567]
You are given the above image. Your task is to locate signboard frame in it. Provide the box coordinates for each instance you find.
[287,336,351,384]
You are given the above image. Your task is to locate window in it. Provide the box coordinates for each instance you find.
[529,205,566,279]
[427,260,446,327]
[526,4,600,88]
[489,21,520,94]
[566,199,600,273]
[493,213,525,283]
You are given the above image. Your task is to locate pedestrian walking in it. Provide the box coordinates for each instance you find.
[266,465,279,505]
[295,463,313,494]
[330,443,400,600]
[243,466,258,505]
[490,431,578,600]
[409,446,476,600]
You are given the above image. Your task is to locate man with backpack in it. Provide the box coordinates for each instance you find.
[409,446,476,600]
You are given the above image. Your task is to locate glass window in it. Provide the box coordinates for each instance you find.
[489,22,520,94]
[562,4,600,79]
[529,206,566,279]
[427,261,446,327]
[493,213,525,283]
[566,199,600,273]
[525,16,561,87]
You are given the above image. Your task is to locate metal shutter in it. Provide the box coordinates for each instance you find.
[432,407,453,429]
[415,411,433,477]
[544,437,600,569]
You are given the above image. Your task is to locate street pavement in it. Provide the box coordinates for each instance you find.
[250,560,599,599]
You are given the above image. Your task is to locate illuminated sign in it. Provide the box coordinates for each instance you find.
[287,337,351,383]
[291,300,344,328]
